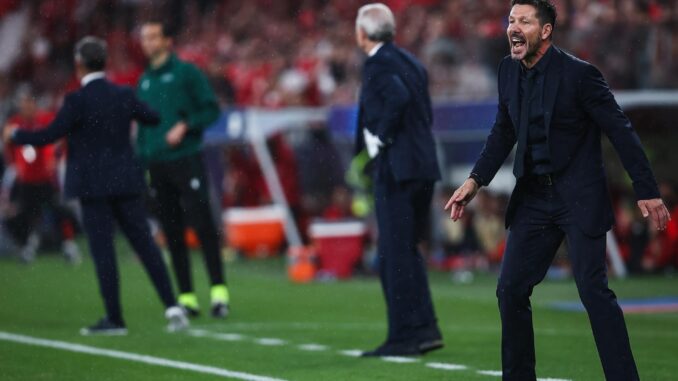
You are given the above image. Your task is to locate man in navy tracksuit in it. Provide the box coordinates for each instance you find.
[4,37,188,335]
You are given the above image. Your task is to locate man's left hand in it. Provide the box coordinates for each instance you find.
[2,124,18,144]
[166,121,188,147]
[637,198,671,231]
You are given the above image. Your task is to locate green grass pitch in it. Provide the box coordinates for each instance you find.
[1,238,677,381]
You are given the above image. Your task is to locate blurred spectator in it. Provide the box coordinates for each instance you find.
[2,85,80,264]
[323,185,355,220]
[2,0,678,116]
[472,190,505,260]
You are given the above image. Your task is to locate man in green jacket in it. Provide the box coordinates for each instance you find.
[137,20,229,318]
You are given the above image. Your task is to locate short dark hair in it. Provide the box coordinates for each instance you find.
[511,0,557,32]
[74,36,107,71]
[142,19,177,39]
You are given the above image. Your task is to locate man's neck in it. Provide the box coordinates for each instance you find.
[521,41,552,69]
[150,51,171,69]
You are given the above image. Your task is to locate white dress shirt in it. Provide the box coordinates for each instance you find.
[81,71,106,87]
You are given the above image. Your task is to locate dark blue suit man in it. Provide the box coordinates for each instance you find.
[446,2,670,380]
[355,4,443,357]
[4,37,188,335]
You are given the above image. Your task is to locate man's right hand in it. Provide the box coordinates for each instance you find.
[444,178,479,221]
[165,121,188,147]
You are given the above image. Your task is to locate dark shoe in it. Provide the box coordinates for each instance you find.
[80,318,127,336]
[211,302,229,319]
[361,337,444,357]
[418,338,444,354]
[361,342,421,357]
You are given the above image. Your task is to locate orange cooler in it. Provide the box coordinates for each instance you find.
[309,220,367,279]
[223,206,285,257]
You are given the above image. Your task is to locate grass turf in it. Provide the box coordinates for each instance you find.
[0,239,677,381]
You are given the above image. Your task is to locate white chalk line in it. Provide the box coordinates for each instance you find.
[338,349,363,357]
[0,331,287,381]
[254,338,287,346]
[192,321,678,339]
[426,362,468,371]
[186,327,573,380]
[297,344,329,352]
[476,370,571,381]
[477,370,503,377]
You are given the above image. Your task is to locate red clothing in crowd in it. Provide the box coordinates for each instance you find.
[5,112,58,184]
[658,207,678,268]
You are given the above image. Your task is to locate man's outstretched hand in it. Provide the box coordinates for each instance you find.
[637,198,671,231]
[2,123,17,144]
[444,178,479,221]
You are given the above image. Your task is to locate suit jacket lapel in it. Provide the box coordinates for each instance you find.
[507,60,521,133]
[543,47,563,141]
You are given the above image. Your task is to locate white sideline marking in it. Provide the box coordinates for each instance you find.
[381,356,419,364]
[339,349,363,357]
[254,338,287,346]
[426,362,468,371]
[186,328,572,381]
[297,344,329,352]
[188,329,245,342]
[0,331,287,381]
[477,370,503,377]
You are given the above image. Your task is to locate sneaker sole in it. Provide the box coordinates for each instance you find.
[79,328,128,336]
[166,315,189,333]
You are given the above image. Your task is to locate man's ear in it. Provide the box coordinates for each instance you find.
[541,23,553,41]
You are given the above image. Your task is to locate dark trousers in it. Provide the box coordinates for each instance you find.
[374,168,440,344]
[80,194,176,324]
[149,154,225,294]
[498,180,638,381]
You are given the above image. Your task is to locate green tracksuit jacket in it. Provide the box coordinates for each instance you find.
[136,54,219,163]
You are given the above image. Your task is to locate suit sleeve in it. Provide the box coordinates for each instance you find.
[470,60,517,186]
[128,88,160,126]
[578,64,660,200]
[12,95,78,146]
[184,64,220,132]
[369,65,411,145]
[423,68,434,125]
[354,106,365,156]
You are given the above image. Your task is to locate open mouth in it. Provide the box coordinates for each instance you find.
[510,34,526,49]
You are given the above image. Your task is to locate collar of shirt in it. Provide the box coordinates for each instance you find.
[522,44,555,75]
[368,42,384,57]
[81,72,106,87]
[148,53,177,75]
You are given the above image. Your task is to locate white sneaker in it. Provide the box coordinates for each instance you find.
[165,306,189,332]
[62,240,82,265]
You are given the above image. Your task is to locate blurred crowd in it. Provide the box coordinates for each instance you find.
[431,182,678,275]
[1,0,678,122]
[1,0,677,274]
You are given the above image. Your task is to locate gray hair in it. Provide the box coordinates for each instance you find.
[356,3,396,42]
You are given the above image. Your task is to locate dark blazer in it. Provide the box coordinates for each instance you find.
[356,42,441,182]
[13,78,159,199]
[472,46,660,236]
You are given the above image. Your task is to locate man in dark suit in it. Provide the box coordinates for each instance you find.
[354,3,443,357]
[445,1,670,380]
[3,37,189,335]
